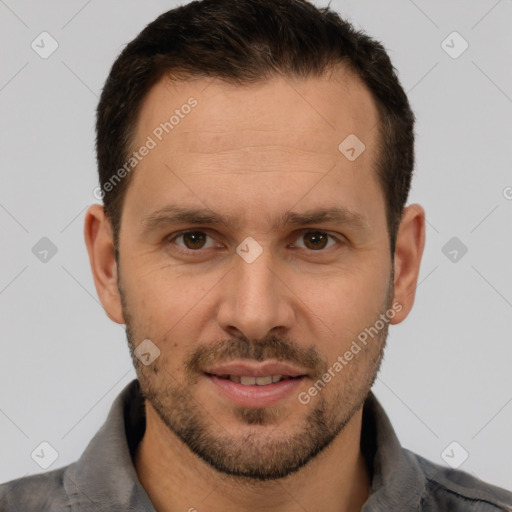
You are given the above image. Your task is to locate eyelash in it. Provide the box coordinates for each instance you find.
[167,229,343,255]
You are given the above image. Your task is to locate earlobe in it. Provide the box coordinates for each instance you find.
[84,204,125,324]
[389,204,426,325]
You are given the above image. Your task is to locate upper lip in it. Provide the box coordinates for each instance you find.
[204,361,308,378]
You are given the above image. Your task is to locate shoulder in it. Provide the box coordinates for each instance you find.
[405,449,512,511]
[0,466,71,511]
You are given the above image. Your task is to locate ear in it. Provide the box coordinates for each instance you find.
[389,204,426,324]
[84,204,125,324]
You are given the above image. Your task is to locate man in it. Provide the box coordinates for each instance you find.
[1,0,511,510]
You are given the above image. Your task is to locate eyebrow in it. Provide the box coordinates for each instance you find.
[140,205,368,234]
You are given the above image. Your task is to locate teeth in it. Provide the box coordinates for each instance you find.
[256,376,272,385]
[227,375,285,385]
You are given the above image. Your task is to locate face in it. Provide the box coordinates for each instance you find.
[115,68,395,480]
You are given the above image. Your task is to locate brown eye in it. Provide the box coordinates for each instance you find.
[294,231,337,251]
[174,231,213,250]
[303,231,328,250]
[182,231,206,249]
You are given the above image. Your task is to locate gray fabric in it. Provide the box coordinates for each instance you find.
[1,379,511,511]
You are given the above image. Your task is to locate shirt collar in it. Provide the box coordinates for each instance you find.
[360,392,426,511]
[64,379,426,511]
[64,379,154,511]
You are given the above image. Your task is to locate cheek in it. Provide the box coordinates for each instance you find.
[122,259,222,343]
[126,255,204,307]
[300,262,389,325]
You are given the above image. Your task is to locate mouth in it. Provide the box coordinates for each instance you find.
[202,361,309,407]
[204,373,304,386]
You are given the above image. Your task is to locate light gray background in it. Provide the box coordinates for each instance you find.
[1,0,511,492]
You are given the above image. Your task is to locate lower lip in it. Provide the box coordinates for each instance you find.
[205,374,305,408]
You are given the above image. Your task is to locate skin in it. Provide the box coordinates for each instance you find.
[84,66,425,511]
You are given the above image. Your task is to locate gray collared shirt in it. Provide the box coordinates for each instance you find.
[1,379,511,511]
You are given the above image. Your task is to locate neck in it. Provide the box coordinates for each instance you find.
[135,402,371,512]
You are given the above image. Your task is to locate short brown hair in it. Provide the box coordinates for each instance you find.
[96,0,415,252]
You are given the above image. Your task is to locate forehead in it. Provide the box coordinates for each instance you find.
[123,68,383,231]
[134,68,378,160]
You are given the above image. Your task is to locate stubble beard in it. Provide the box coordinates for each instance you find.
[120,274,392,482]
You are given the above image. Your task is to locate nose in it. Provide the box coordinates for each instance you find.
[216,244,295,341]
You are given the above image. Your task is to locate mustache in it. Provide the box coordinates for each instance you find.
[184,332,327,379]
